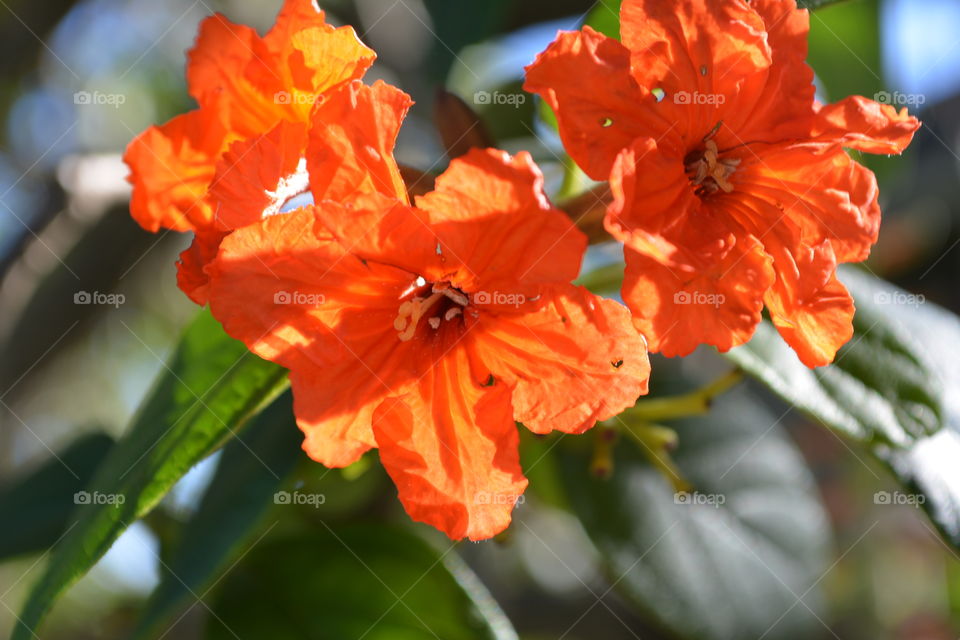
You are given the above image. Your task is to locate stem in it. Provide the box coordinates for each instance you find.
[620,421,692,493]
[625,369,743,422]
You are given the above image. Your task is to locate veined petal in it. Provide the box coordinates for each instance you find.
[473,284,649,434]
[307,80,412,204]
[524,27,669,177]
[763,239,854,368]
[620,222,774,357]
[812,95,920,154]
[372,346,527,541]
[207,204,422,465]
[123,107,228,232]
[415,148,587,292]
[177,229,228,305]
[620,0,771,144]
[209,120,309,231]
[733,142,881,264]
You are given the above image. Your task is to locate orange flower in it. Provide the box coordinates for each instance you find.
[525,0,920,367]
[204,88,650,539]
[123,0,375,303]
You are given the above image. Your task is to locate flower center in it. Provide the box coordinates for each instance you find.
[684,139,740,197]
[393,279,469,342]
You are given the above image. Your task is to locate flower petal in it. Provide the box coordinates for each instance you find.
[763,240,854,368]
[620,226,774,357]
[733,142,881,264]
[524,27,664,178]
[177,229,227,305]
[123,108,227,232]
[209,120,309,231]
[207,204,422,465]
[307,79,412,204]
[415,148,587,292]
[812,95,920,154]
[372,346,527,540]
[473,284,649,434]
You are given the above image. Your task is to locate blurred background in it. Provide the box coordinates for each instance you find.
[1,0,959,638]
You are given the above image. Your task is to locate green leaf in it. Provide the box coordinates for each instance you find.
[727,267,960,547]
[12,310,288,640]
[132,391,302,639]
[206,526,518,640]
[583,0,621,39]
[728,273,941,448]
[0,432,113,560]
[557,389,831,640]
[798,0,853,10]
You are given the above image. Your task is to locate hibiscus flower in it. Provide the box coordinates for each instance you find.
[203,83,650,539]
[123,0,376,303]
[525,0,920,366]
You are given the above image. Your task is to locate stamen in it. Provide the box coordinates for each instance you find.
[393,282,469,341]
[685,139,739,196]
[444,307,462,321]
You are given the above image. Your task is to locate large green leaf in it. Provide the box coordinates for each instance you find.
[557,388,831,640]
[11,309,288,640]
[727,267,960,546]
[0,432,113,560]
[132,391,302,639]
[206,526,518,640]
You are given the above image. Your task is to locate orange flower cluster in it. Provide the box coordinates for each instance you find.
[125,0,649,540]
[126,0,918,538]
[526,0,920,366]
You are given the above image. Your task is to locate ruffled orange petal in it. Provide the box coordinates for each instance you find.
[523,27,666,178]
[372,346,527,541]
[176,229,227,305]
[209,121,309,231]
[620,225,774,357]
[473,284,649,434]
[207,204,422,465]
[763,240,854,368]
[732,142,881,264]
[123,108,228,232]
[620,0,771,143]
[415,148,587,292]
[812,95,920,154]
[307,80,412,204]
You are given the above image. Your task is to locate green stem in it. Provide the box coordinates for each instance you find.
[624,369,743,422]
